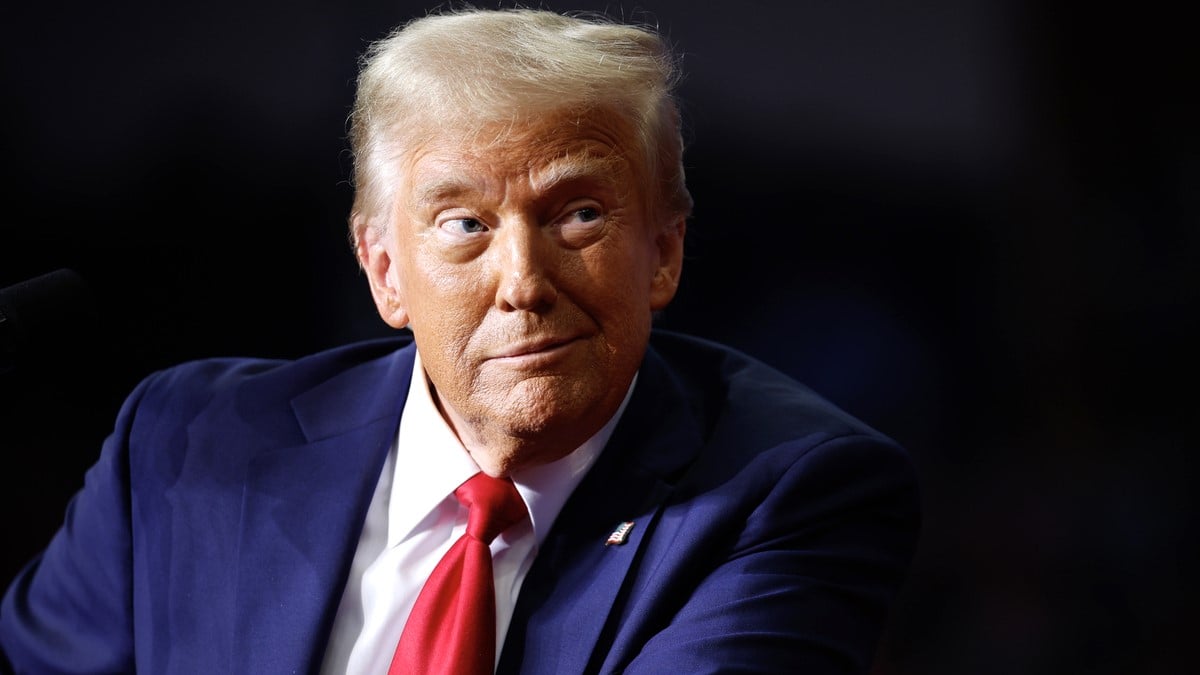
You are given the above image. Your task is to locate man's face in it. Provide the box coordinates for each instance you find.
[357,109,685,475]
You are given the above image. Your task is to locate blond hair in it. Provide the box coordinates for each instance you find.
[348,8,692,230]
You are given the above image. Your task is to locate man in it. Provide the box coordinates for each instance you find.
[0,8,918,674]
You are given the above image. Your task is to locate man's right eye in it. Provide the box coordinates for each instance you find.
[442,218,488,234]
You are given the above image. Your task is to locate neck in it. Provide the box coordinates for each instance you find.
[439,405,599,477]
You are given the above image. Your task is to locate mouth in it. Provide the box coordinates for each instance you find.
[490,335,586,367]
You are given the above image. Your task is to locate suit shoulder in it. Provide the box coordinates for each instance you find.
[129,336,412,435]
[647,330,895,450]
[643,331,918,557]
[144,336,405,395]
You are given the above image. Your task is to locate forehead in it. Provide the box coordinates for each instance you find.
[397,109,643,199]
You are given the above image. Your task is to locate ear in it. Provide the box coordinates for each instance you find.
[649,215,686,311]
[353,214,410,329]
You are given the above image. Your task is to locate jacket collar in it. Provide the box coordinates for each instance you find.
[230,340,415,673]
[224,337,703,674]
[499,343,705,673]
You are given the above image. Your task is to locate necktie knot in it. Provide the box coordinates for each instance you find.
[390,472,528,675]
[456,472,526,544]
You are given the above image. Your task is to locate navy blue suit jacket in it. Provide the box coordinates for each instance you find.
[1,331,919,673]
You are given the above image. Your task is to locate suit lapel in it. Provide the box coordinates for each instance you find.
[220,339,700,672]
[499,346,704,674]
[230,343,415,673]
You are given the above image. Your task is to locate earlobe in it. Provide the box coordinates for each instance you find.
[354,216,410,329]
[649,216,686,311]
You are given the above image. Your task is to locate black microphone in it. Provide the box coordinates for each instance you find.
[0,269,95,375]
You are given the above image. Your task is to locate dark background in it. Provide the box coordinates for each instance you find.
[1,1,1195,673]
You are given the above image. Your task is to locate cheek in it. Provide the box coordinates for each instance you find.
[578,243,656,308]
[570,259,654,352]
[403,255,490,342]
[406,241,482,301]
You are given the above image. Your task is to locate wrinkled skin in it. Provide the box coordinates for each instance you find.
[356,110,685,476]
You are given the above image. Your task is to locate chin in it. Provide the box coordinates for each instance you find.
[495,380,602,438]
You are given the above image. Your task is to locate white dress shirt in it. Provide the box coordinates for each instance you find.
[320,351,634,674]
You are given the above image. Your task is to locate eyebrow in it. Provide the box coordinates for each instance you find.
[408,151,630,209]
[529,152,627,194]
[411,178,481,208]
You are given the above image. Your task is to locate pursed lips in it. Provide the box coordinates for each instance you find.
[491,335,584,360]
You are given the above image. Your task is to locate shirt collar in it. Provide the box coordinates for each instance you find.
[509,374,634,548]
[387,349,635,549]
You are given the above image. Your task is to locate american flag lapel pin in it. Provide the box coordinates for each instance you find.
[606,521,635,546]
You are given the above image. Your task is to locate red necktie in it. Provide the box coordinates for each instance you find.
[388,472,527,675]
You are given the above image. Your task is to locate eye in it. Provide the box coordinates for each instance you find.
[574,207,600,223]
[557,203,606,247]
[560,205,603,228]
[441,218,488,235]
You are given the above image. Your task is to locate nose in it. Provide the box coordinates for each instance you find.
[494,221,559,312]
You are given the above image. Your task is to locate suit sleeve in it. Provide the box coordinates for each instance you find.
[0,373,164,674]
[623,434,920,675]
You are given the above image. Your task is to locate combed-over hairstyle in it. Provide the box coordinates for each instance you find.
[348,8,692,230]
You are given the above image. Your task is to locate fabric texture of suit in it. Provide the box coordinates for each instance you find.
[1,331,919,674]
